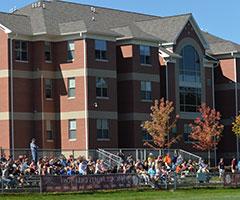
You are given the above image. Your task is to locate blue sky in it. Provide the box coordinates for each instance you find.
[2,0,240,43]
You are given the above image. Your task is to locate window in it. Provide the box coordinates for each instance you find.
[45,42,52,62]
[97,119,109,140]
[180,87,201,112]
[141,81,152,100]
[46,120,53,141]
[143,130,152,141]
[96,77,108,98]
[140,45,151,65]
[179,45,201,112]
[45,79,53,99]
[67,41,75,61]
[69,119,77,140]
[15,40,28,61]
[95,40,107,60]
[183,124,192,142]
[68,78,75,98]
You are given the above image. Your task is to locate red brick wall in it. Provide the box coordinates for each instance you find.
[0,30,10,149]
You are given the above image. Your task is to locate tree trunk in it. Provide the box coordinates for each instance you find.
[208,150,211,167]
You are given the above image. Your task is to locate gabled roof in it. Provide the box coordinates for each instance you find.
[0,0,237,56]
[135,14,191,43]
[111,23,164,42]
[136,14,208,48]
[202,32,240,55]
[14,0,156,36]
[0,12,32,35]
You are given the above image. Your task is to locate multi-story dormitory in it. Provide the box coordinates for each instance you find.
[0,0,239,158]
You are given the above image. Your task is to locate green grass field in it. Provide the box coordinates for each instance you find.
[0,189,240,200]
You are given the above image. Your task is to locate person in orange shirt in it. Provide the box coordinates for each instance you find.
[164,153,172,165]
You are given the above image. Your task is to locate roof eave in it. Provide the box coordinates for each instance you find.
[0,23,12,34]
[172,15,209,49]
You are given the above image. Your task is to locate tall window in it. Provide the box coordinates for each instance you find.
[69,119,77,140]
[97,119,109,139]
[68,78,75,98]
[46,120,53,141]
[179,45,201,112]
[15,40,28,61]
[96,77,108,97]
[140,45,151,65]
[45,42,52,62]
[45,79,53,99]
[141,81,152,100]
[67,41,75,61]
[95,40,107,60]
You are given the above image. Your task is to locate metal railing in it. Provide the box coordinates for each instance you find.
[0,175,41,194]
[103,148,202,162]
[96,149,123,168]
[179,149,201,162]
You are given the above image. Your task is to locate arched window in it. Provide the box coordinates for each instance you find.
[179,45,201,112]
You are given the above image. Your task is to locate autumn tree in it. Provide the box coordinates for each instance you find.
[189,104,224,166]
[232,114,240,160]
[141,98,180,149]
[232,114,240,136]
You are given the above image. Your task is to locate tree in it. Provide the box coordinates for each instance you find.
[232,114,240,136]
[232,114,240,161]
[189,104,224,166]
[141,98,180,149]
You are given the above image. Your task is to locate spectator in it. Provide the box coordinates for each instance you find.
[30,138,38,164]
[231,158,237,173]
[218,158,225,179]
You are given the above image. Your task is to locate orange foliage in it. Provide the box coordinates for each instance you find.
[189,104,224,151]
[141,98,180,149]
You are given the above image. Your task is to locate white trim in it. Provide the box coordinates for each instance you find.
[116,39,159,47]
[118,113,150,121]
[166,61,169,99]
[173,16,208,49]
[117,73,160,82]
[10,38,14,155]
[234,58,238,116]
[83,39,89,150]
[0,24,12,34]
[212,64,215,109]
[234,57,239,161]
[0,69,117,79]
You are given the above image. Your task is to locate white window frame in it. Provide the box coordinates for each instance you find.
[95,40,107,61]
[67,40,75,61]
[68,78,76,98]
[46,120,54,141]
[140,45,151,65]
[44,41,52,62]
[97,119,109,140]
[15,40,28,62]
[141,81,152,101]
[45,79,53,99]
[96,77,108,98]
[69,119,77,140]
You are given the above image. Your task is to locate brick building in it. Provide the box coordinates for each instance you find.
[0,0,239,157]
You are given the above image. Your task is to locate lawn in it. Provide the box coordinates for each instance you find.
[0,189,240,200]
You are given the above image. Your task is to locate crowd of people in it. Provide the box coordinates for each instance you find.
[1,138,238,189]
[0,149,202,189]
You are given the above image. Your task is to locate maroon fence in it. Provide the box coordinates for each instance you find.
[40,173,140,192]
[224,173,240,187]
